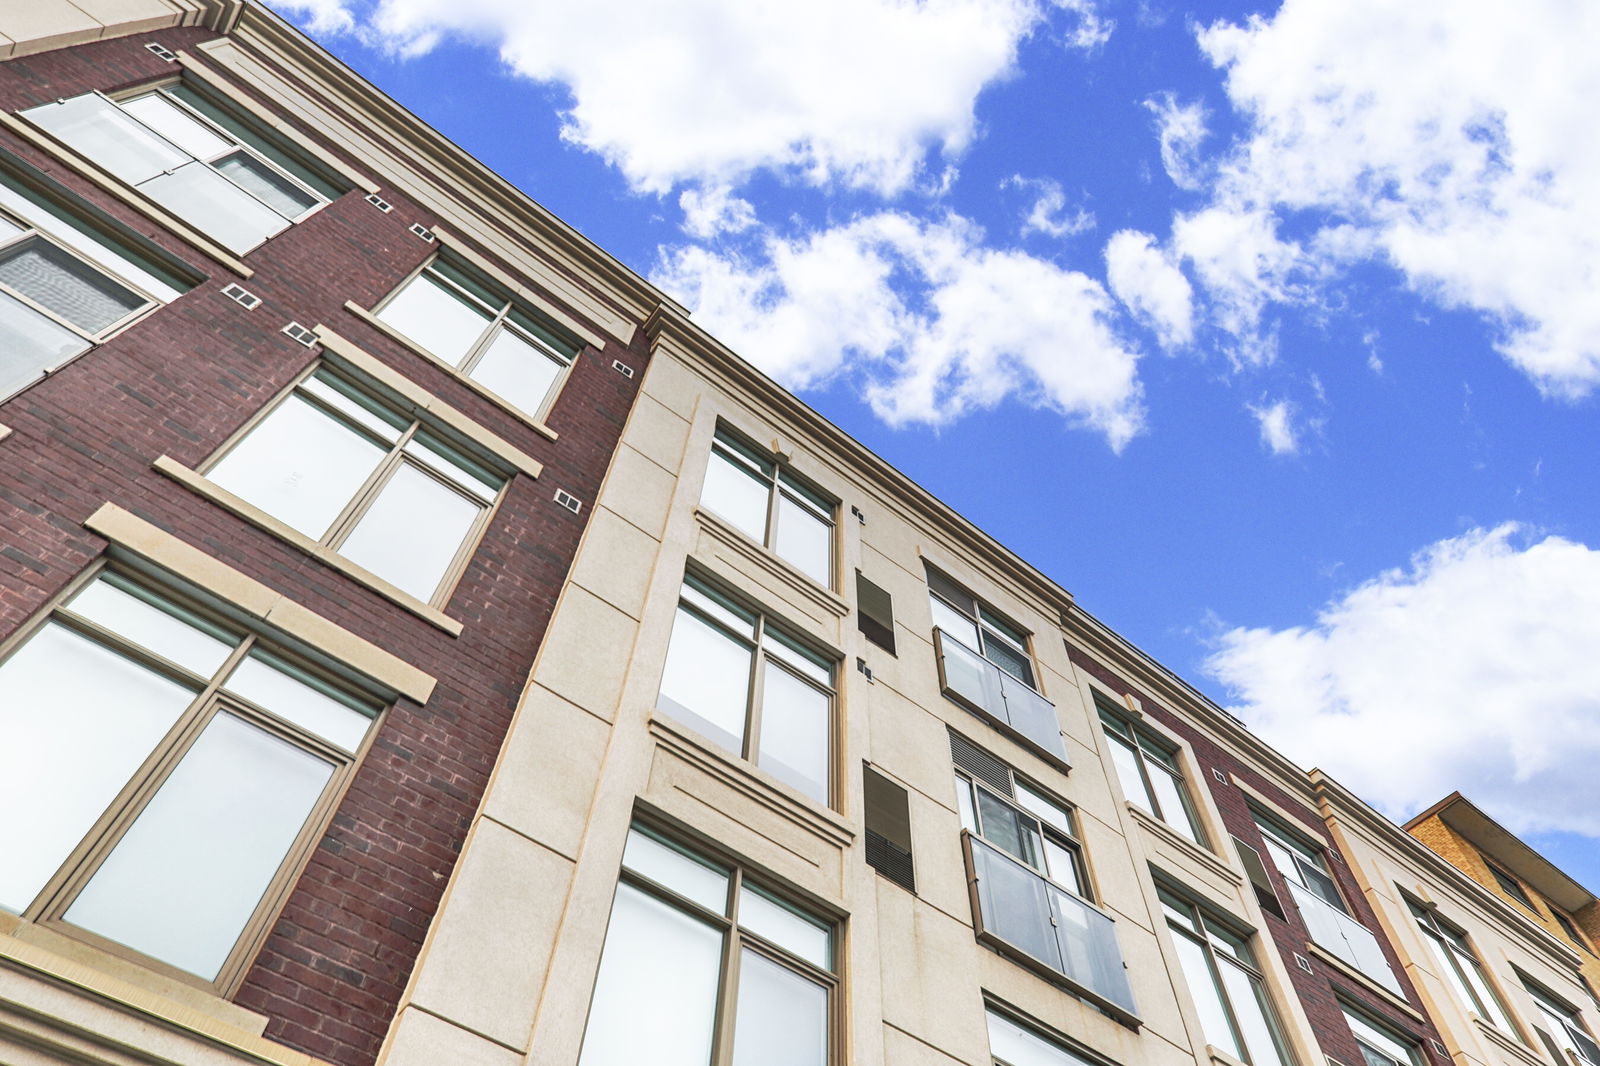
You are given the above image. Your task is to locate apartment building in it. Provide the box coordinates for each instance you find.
[3,6,1599,1066]
[0,4,666,1065]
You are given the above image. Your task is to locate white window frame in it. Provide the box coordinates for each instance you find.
[700,425,838,588]
[1097,703,1207,845]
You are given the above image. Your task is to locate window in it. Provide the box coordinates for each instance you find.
[864,766,915,892]
[929,568,1063,761]
[23,84,336,254]
[203,367,504,606]
[375,257,580,423]
[951,732,1136,1020]
[1342,1005,1421,1066]
[855,570,896,654]
[656,575,835,805]
[1484,858,1538,912]
[1408,900,1516,1033]
[1162,888,1296,1066]
[1552,910,1594,955]
[987,1005,1098,1066]
[0,168,185,401]
[1099,705,1205,844]
[1253,813,1344,911]
[700,427,835,586]
[1525,983,1600,1066]
[0,570,381,987]
[578,825,836,1066]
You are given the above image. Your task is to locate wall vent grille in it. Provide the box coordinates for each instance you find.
[222,283,260,309]
[554,489,582,514]
[1295,953,1314,974]
[611,359,635,378]
[145,43,177,62]
[409,223,435,242]
[366,193,393,212]
[282,322,318,347]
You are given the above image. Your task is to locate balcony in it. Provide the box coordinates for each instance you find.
[1285,881,1405,997]
[935,629,1067,765]
[964,832,1139,1025]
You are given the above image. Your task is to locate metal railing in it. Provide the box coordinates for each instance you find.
[965,833,1138,1022]
[935,629,1067,763]
[1285,880,1405,996]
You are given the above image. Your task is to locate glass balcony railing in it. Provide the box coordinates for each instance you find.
[1285,880,1405,997]
[935,629,1067,764]
[965,833,1139,1022]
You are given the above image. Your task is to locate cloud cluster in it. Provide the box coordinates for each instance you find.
[656,212,1146,448]
[1104,230,1193,349]
[1167,0,1600,393]
[273,0,1071,196]
[1205,525,1600,836]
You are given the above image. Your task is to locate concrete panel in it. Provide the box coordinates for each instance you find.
[530,585,638,720]
[569,505,663,620]
[600,444,679,539]
[407,820,574,1050]
[622,394,691,475]
[481,688,611,859]
[638,352,705,419]
[0,0,99,55]
[875,885,990,1064]
[380,1007,523,1066]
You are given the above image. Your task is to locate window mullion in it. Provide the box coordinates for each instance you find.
[711,870,745,1066]
[764,468,780,549]
[1134,748,1166,822]
[457,302,513,375]
[746,618,767,763]
[322,434,415,550]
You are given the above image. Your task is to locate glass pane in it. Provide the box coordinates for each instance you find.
[405,433,501,501]
[1014,781,1073,835]
[1297,857,1345,910]
[0,624,195,912]
[681,579,757,637]
[338,462,483,602]
[121,93,232,160]
[774,492,830,585]
[377,269,493,366]
[141,161,288,254]
[0,288,90,396]
[1050,884,1137,1015]
[977,788,1042,869]
[25,94,188,183]
[988,1008,1094,1066]
[738,886,830,970]
[1171,928,1243,1060]
[1344,1010,1414,1066]
[225,653,374,753]
[761,630,830,686]
[67,577,234,676]
[701,447,770,543]
[215,151,319,219]
[1149,764,1201,842]
[970,837,1060,970]
[621,829,728,914]
[982,630,1035,687]
[207,391,388,539]
[1220,956,1289,1066]
[758,665,829,804]
[64,712,332,980]
[930,595,980,649]
[468,325,565,415]
[954,777,978,833]
[0,176,183,304]
[731,949,827,1066]
[0,215,22,241]
[300,373,406,444]
[657,606,752,756]
[1109,737,1156,814]
[1452,949,1514,1032]
[578,883,722,1066]
[0,238,143,333]
[1043,837,1084,895]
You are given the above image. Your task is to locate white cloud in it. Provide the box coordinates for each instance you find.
[1144,92,1208,191]
[1180,0,1600,394]
[1204,525,1600,836]
[274,0,1095,196]
[1050,0,1114,51]
[655,213,1146,448]
[1004,176,1094,239]
[1104,229,1192,348]
[678,186,757,239]
[1171,206,1304,366]
[272,0,353,33]
[1247,398,1298,455]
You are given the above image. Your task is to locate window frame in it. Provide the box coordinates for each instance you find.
[371,254,582,426]
[1161,885,1299,1066]
[1551,910,1595,956]
[656,574,839,807]
[1407,898,1519,1037]
[1097,704,1207,846]
[199,362,509,609]
[1341,1002,1423,1066]
[1523,980,1600,1066]
[580,823,840,1066]
[700,425,838,589]
[1252,810,1347,914]
[927,567,1038,690]
[954,766,1090,901]
[0,562,386,994]
[1483,857,1540,913]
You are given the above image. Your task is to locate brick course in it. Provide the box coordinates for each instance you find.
[0,29,646,1066]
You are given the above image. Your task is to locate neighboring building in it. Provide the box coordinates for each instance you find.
[1406,794,1600,1003]
[2,7,1598,1066]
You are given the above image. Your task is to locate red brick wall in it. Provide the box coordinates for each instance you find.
[1069,648,1451,1066]
[0,29,647,1066]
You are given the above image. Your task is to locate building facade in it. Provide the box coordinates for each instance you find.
[1,6,1598,1066]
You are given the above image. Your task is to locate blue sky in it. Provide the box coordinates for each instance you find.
[270,0,1600,890]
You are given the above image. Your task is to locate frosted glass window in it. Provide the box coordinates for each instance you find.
[987,1008,1096,1066]
[121,94,231,160]
[64,713,333,979]
[731,949,827,1066]
[68,578,234,676]
[377,269,492,365]
[208,391,387,538]
[658,605,754,753]
[215,151,319,218]
[339,463,483,601]
[738,886,830,970]
[142,162,287,254]
[702,446,771,541]
[0,624,195,912]
[1173,927,1242,1059]
[0,289,89,394]
[774,493,830,584]
[25,94,187,183]
[469,327,565,415]
[0,239,143,333]
[622,829,729,913]
[579,884,723,1066]
[758,665,829,803]
[226,653,373,753]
